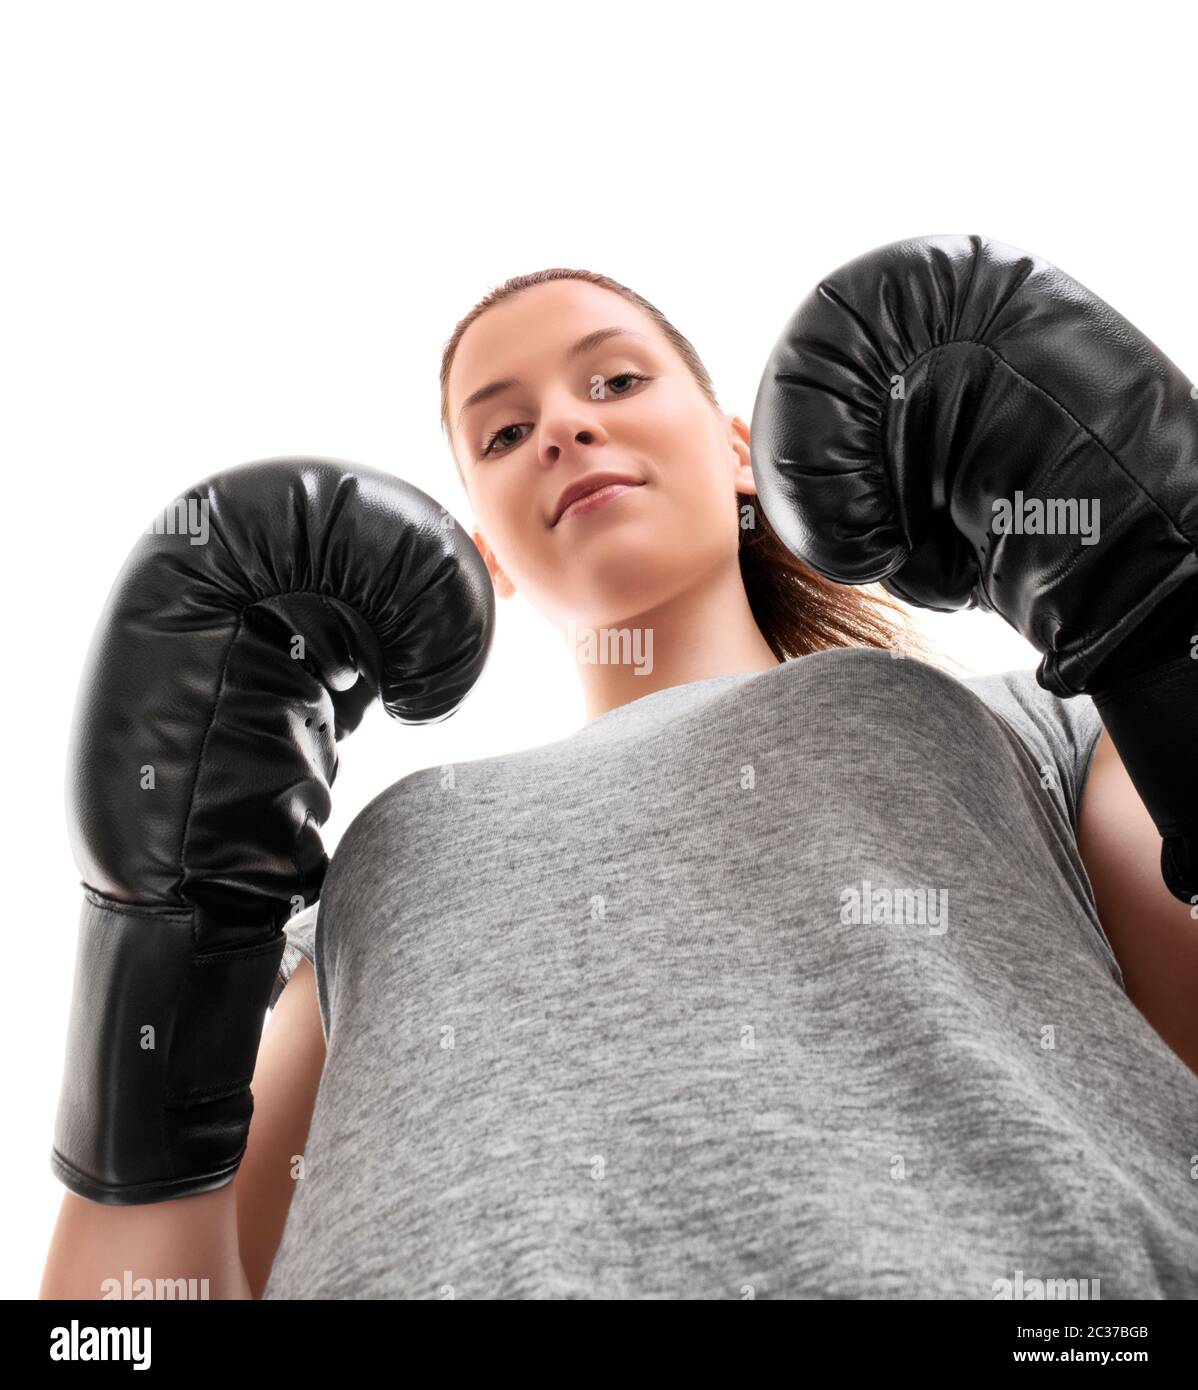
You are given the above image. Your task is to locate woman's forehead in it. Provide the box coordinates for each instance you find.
[450,280,659,409]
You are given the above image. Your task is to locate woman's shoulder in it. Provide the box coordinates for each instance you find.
[961,665,1103,756]
[957,664,1105,828]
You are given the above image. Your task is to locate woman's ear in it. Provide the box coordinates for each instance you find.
[472,528,516,599]
[728,414,757,495]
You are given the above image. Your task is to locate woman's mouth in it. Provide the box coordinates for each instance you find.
[555,480,645,525]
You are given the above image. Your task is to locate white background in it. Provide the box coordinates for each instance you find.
[2,0,1194,1297]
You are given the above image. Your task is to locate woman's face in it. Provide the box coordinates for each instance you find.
[448,279,756,631]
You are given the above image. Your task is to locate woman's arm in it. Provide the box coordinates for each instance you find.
[234,957,327,1298]
[1077,729,1198,1077]
[40,1183,250,1300]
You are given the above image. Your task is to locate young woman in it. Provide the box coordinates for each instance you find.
[42,268,1198,1300]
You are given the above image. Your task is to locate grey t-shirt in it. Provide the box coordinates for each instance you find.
[261,649,1198,1300]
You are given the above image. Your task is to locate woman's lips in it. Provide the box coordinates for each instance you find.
[556,481,645,524]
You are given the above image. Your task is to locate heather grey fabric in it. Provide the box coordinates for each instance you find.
[262,650,1198,1300]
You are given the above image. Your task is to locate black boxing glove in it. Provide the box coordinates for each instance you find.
[52,457,493,1204]
[751,234,1197,901]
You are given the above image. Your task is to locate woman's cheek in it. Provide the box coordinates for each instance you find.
[680,473,737,547]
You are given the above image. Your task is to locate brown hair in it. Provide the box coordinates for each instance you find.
[439,267,943,665]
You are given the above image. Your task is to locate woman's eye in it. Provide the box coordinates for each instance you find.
[603,371,649,396]
[481,423,528,457]
[479,372,651,458]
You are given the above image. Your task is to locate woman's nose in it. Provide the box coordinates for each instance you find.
[539,415,604,463]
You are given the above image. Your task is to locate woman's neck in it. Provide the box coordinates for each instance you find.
[568,559,782,722]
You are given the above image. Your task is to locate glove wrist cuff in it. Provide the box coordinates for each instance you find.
[51,894,285,1205]
[1092,651,1197,903]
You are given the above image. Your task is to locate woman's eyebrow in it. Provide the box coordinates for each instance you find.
[457,328,649,426]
